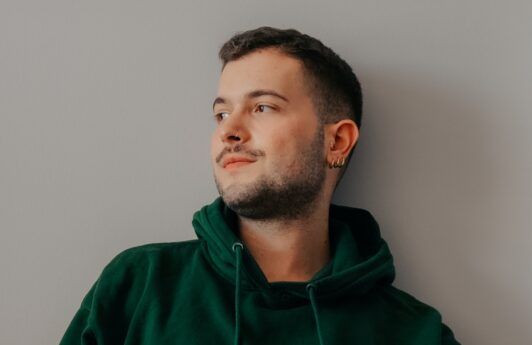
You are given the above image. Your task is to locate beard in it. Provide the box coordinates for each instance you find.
[213,123,327,221]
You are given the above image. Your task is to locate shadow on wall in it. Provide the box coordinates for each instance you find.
[334,69,532,345]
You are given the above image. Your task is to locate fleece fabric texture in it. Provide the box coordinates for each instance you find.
[60,196,461,345]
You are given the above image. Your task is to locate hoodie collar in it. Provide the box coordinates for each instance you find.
[192,196,395,299]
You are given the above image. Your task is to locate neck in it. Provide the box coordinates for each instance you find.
[236,198,331,283]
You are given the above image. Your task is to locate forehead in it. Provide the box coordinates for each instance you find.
[217,48,307,98]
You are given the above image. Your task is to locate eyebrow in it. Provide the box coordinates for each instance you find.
[212,89,289,110]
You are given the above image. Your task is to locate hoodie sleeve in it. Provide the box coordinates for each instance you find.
[441,321,461,345]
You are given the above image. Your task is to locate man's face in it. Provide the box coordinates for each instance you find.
[210,48,328,220]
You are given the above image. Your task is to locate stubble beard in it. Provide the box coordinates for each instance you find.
[214,124,327,221]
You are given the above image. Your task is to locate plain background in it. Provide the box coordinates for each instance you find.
[1,1,531,344]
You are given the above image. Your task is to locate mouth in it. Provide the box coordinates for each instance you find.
[223,161,255,170]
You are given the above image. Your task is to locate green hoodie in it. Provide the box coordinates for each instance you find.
[60,197,461,345]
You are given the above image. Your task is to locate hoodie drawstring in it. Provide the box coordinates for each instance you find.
[232,241,325,345]
[232,242,243,345]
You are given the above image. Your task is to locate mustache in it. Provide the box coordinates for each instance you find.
[216,144,263,163]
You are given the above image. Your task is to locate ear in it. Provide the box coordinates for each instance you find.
[327,119,359,158]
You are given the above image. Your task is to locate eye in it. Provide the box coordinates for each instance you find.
[213,111,229,122]
[255,104,275,113]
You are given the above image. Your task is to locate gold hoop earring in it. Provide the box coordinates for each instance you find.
[328,156,345,169]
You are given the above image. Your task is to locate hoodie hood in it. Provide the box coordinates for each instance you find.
[192,196,395,345]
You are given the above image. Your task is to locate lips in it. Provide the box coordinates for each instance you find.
[222,155,257,168]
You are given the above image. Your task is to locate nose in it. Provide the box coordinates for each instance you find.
[218,108,249,145]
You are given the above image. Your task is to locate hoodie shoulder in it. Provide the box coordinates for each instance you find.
[101,240,202,273]
[88,240,202,316]
[95,240,202,293]
[378,284,444,316]
[377,285,461,344]
[107,240,201,261]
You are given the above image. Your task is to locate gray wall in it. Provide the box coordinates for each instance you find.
[1,1,531,344]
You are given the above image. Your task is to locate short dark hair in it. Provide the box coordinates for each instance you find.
[218,26,363,189]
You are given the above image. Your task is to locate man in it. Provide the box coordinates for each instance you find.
[60,27,461,345]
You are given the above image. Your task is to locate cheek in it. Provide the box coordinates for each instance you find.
[262,121,311,164]
[267,135,301,169]
[210,133,221,161]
